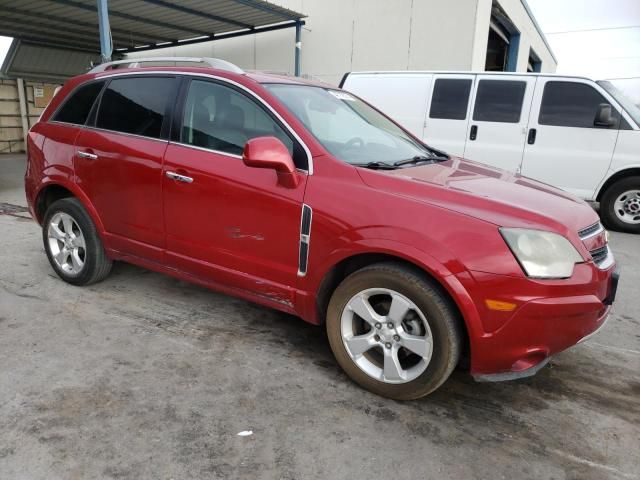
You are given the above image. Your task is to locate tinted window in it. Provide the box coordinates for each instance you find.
[52,81,104,125]
[539,81,619,128]
[182,80,296,159]
[96,77,176,138]
[473,80,526,123]
[430,79,472,120]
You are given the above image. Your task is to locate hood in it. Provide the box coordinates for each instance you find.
[357,157,599,236]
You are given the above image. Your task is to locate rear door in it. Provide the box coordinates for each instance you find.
[423,74,474,156]
[520,78,620,199]
[74,75,178,262]
[463,75,537,172]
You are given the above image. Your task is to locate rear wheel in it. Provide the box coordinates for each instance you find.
[326,262,462,400]
[43,198,113,285]
[600,176,640,233]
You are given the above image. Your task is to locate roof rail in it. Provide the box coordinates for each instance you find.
[89,57,244,74]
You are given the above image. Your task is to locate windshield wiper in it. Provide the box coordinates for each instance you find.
[393,155,436,167]
[354,161,399,170]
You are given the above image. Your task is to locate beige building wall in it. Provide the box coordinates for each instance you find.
[0,79,60,154]
[128,0,556,85]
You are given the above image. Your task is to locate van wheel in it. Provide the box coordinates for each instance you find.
[600,176,640,233]
[43,198,113,285]
[326,262,462,400]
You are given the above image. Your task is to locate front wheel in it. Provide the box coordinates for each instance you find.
[600,176,640,233]
[326,263,462,400]
[43,198,113,285]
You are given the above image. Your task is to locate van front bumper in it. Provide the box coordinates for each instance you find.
[457,264,618,380]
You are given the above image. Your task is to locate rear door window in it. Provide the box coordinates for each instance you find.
[429,79,472,120]
[539,81,620,128]
[52,81,104,125]
[473,80,526,123]
[96,77,176,139]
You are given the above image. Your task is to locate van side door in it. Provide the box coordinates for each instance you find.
[423,74,474,156]
[520,78,620,199]
[463,75,537,172]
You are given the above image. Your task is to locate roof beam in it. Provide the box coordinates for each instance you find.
[0,23,100,50]
[1,35,98,54]
[0,13,150,47]
[120,19,304,53]
[137,0,254,30]
[230,0,300,20]
[4,5,173,44]
[47,0,212,36]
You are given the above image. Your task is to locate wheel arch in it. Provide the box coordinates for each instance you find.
[34,180,105,235]
[313,250,475,365]
[596,167,640,201]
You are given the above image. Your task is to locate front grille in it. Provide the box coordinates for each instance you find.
[590,245,609,266]
[578,222,603,240]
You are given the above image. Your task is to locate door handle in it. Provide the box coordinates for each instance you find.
[527,128,537,145]
[77,151,98,160]
[469,125,478,141]
[165,171,193,183]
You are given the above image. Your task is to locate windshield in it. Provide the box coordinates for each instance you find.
[264,84,439,165]
[598,80,640,127]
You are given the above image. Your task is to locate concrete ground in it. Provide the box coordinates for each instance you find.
[0,153,638,480]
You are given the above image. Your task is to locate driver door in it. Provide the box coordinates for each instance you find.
[162,79,308,303]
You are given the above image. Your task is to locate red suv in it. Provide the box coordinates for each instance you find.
[25,58,619,400]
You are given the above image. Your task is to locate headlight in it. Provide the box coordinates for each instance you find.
[500,228,583,279]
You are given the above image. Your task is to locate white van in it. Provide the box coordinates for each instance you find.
[341,71,640,233]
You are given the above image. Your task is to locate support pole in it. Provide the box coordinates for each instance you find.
[294,20,302,77]
[16,78,29,148]
[96,0,112,63]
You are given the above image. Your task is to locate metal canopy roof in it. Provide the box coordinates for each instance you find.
[0,0,306,54]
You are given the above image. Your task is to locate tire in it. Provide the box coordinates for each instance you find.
[326,262,462,400]
[42,198,113,286]
[600,176,640,234]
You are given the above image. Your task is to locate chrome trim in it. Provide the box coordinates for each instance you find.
[593,247,615,271]
[84,125,170,144]
[297,204,313,277]
[169,141,242,159]
[165,171,193,183]
[90,70,314,174]
[578,221,604,240]
[76,151,97,160]
[89,57,244,74]
[169,141,309,175]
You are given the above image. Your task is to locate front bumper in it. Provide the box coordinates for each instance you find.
[457,263,618,380]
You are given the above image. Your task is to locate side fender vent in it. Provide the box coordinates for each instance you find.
[298,204,312,276]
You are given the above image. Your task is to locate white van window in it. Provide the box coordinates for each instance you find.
[473,80,526,123]
[598,80,640,127]
[429,79,472,120]
[540,81,620,129]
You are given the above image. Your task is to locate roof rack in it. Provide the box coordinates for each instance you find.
[89,57,244,74]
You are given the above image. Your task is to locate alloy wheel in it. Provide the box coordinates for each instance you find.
[340,288,433,384]
[47,212,87,275]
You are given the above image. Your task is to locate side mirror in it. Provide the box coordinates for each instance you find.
[594,103,616,128]
[242,136,299,188]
